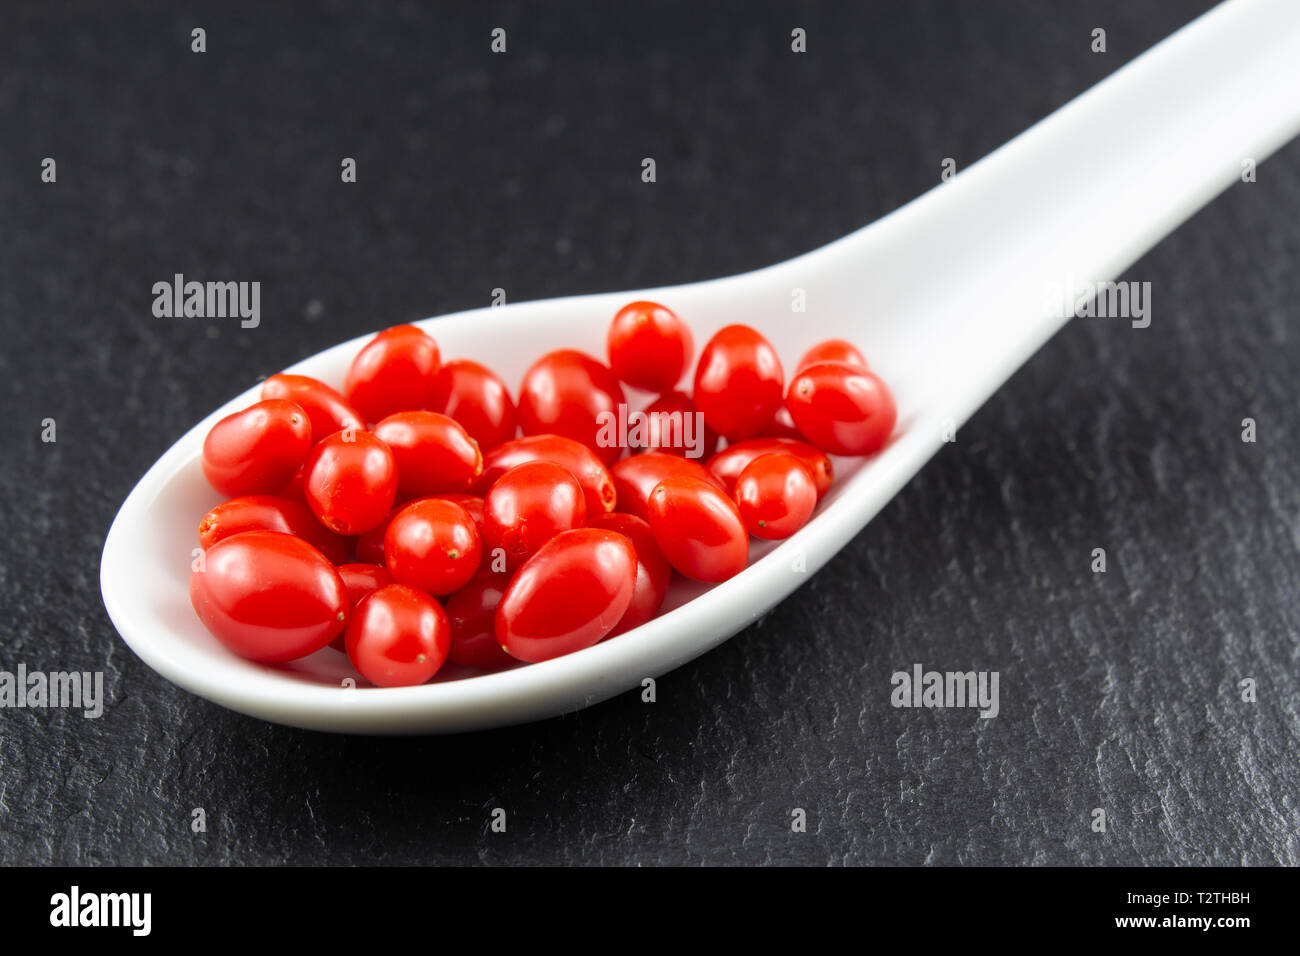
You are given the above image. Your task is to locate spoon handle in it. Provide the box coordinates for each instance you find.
[801,0,1300,411]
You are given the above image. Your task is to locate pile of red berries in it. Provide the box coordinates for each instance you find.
[190,302,896,686]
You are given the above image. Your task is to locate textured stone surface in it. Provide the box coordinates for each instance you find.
[1,1,1296,865]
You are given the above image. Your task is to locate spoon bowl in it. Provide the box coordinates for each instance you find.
[100,285,930,733]
[101,0,1300,732]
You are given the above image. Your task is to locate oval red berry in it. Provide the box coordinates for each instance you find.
[495,528,637,663]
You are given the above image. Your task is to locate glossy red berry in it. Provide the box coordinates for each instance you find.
[482,461,587,572]
[692,325,784,441]
[517,350,626,465]
[372,410,482,498]
[606,301,694,392]
[202,399,312,498]
[384,497,481,596]
[190,531,348,663]
[302,430,398,535]
[343,324,441,424]
[444,570,515,670]
[427,359,518,451]
[733,452,818,539]
[345,584,451,687]
[495,528,637,663]
[260,373,364,442]
[786,361,897,456]
[646,475,748,582]
[587,512,671,637]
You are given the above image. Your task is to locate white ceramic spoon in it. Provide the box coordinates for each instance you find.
[101,0,1300,733]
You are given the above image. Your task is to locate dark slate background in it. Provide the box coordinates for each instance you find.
[1,0,1296,866]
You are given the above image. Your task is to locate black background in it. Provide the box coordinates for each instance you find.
[2,1,1297,866]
